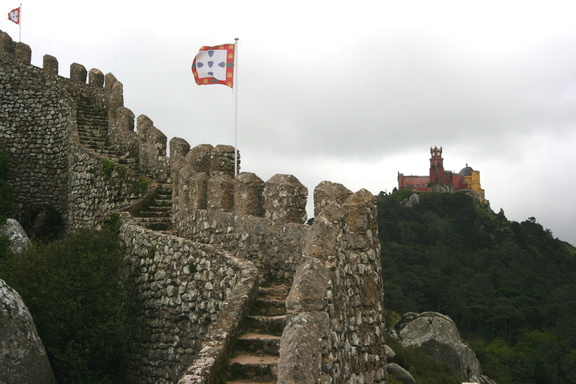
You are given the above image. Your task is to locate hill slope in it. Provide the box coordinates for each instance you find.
[377,189,576,384]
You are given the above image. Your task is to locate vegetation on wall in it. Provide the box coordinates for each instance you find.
[377,190,576,384]
[0,229,138,384]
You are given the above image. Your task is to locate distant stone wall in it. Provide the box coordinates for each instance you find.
[119,215,258,383]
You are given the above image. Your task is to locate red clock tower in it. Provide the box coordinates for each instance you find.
[429,146,444,184]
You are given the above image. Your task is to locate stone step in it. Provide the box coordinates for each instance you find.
[224,283,288,383]
[141,222,173,231]
[147,201,172,209]
[245,315,286,337]
[136,210,171,218]
[135,215,171,222]
[252,298,287,317]
[227,354,278,382]
[236,332,281,355]
[258,285,290,299]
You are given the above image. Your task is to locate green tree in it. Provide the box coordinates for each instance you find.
[378,190,576,384]
[0,229,137,383]
[0,151,13,221]
[0,151,13,260]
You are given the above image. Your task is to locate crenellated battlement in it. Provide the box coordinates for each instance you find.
[0,29,386,384]
[1,29,317,228]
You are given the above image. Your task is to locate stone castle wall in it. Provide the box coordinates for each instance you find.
[170,142,310,283]
[0,29,387,383]
[0,30,160,232]
[0,34,71,223]
[119,215,258,383]
[280,185,386,383]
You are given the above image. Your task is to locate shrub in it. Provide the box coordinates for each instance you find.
[0,151,13,220]
[0,229,137,383]
[101,158,115,179]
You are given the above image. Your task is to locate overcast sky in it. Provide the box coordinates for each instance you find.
[3,0,575,245]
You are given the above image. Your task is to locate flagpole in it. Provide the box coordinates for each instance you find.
[233,37,239,178]
[18,3,22,42]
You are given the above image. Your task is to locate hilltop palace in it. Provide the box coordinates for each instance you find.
[397,147,487,203]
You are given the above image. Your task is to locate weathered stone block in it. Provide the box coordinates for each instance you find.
[263,174,307,224]
[286,258,330,313]
[234,172,264,217]
[187,144,213,174]
[278,311,329,384]
[0,31,15,54]
[88,68,104,87]
[210,144,236,177]
[43,54,58,76]
[105,72,117,91]
[207,174,234,212]
[15,42,31,63]
[70,62,87,83]
[314,181,352,217]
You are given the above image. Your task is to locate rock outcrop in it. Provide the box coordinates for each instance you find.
[0,279,56,384]
[0,218,31,254]
[386,362,417,384]
[391,312,496,384]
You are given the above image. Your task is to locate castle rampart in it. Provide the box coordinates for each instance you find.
[279,188,386,383]
[1,29,387,383]
[119,213,259,383]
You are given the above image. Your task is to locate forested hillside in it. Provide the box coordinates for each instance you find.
[377,189,576,384]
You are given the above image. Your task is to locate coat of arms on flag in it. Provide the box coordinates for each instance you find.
[7,7,20,24]
[191,43,235,88]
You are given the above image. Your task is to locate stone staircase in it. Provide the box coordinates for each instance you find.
[132,183,173,233]
[74,99,173,231]
[224,283,289,384]
[76,100,136,167]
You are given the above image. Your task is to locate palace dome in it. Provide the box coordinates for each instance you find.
[458,165,474,176]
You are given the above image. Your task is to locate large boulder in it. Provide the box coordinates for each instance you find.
[386,362,417,384]
[0,279,56,384]
[0,218,31,254]
[391,312,496,384]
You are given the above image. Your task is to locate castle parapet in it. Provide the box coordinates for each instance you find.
[137,114,168,181]
[170,138,191,172]
[43,54,58,77]
[108,80,124,124]
[280,188,385,382]
[188,173,209,209]
[187,144,213,174]
[263,174,307,223]
[104,73,117,91]
[210,145,236,177]
[313,180,352,217]
[169,141,308,224]
[110,106,138,160]
[207,174,234,212]
[70,63,87,82]
[15,42,31,63]
[234,172,264,217]
[88,68,104,88]
[0,31,13,53]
